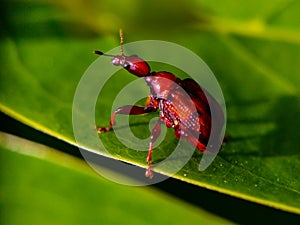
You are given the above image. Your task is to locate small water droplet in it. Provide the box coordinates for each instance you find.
[183,173,187,177]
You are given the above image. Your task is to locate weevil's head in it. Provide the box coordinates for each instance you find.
[94,51,151,77]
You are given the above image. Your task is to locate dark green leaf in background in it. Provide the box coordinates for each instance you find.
[0,132,232,225]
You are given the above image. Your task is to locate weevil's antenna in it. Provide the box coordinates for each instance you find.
[94,29,125,57]
[119,28,124,56]
[93,50,116,57]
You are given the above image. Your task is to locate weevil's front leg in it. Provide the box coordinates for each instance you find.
[145,120,162,179]
[97,105,157,133]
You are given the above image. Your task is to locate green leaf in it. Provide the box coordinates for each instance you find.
[0,132,232,225]
[1,0,300,216]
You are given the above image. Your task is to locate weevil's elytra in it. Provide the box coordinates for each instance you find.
[94,29,225,178]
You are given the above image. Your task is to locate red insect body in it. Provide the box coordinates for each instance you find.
[94,30,225,178]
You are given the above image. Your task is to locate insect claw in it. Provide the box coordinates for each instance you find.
[96,126,111,133]
[145,165,153,179]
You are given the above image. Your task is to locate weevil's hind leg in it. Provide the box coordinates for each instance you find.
[145,120,162,179]
[186,135,207,152]
[96,105,156,133]
[174,128,206,152]
[177,129,224,153]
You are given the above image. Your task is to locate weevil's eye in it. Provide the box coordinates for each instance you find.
[123,62,130,69]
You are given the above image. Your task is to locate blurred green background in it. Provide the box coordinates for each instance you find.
[1,0,300,224]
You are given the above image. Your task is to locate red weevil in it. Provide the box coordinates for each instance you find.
[94,30,225,178]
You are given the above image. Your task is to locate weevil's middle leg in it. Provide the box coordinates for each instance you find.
[145,120,162,179]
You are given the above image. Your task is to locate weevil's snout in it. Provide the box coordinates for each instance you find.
[94,51,151,77]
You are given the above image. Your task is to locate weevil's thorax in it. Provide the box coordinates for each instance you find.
[112,55,151,77]
[145,71,179,100]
